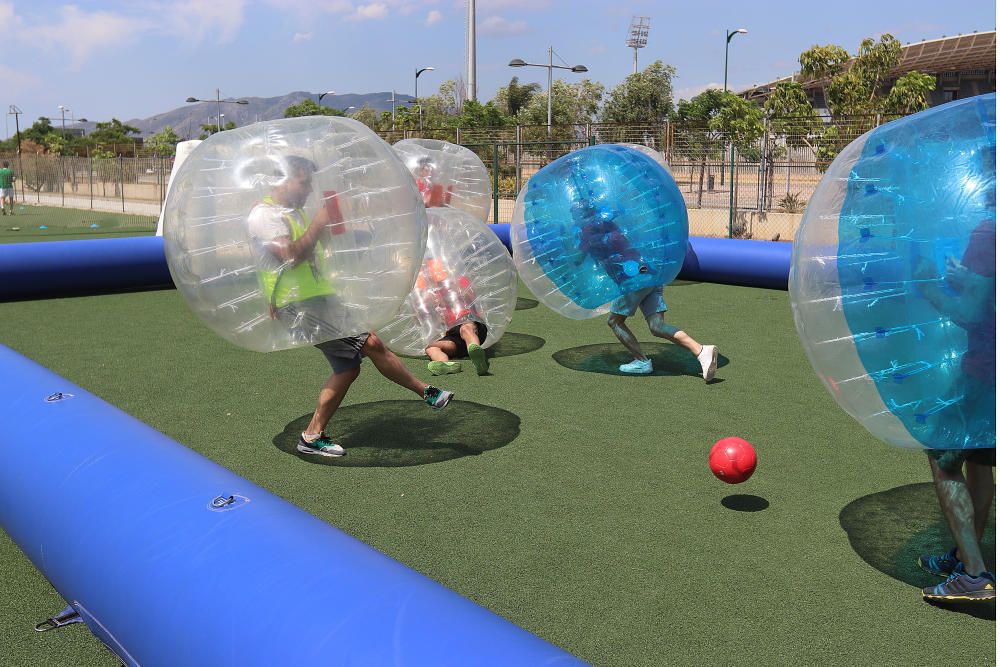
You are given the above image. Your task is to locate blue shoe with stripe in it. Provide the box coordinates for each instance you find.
[922,564,996,603]
[917,547,961,577]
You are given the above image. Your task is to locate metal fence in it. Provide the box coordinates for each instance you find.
[2,114,893,240]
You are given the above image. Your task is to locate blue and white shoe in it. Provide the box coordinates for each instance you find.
[918,547,961,577]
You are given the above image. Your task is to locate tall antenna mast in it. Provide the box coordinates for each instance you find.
[626,16,650,75]
[466,0,477,101]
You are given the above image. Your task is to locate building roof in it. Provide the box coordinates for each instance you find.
[741,31,996,101]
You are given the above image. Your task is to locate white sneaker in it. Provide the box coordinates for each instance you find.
[297,433,345,457]
[697,345,718,382]
[619,358,653,374]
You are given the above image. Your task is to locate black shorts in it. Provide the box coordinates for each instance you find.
[439,321,488,357]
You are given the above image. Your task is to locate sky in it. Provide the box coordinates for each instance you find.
[2,0,996,136]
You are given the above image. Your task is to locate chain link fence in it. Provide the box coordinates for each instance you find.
[3,114,893,240]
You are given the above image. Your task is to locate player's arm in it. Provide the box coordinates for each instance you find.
[916,257,994,326]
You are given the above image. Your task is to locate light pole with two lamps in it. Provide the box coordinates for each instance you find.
[318,90,336,106]
[414,67,435,131]
[185,89,249,133]
[723,27,748,238]
[508,47,588,137]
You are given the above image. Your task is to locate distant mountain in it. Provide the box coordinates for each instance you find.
[69,91,415,139]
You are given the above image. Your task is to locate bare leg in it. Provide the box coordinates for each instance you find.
[459,321,482,347]
[928,455,987,575]
[304,365,360,435]
[426,343,452,362]
[363,332,427,397]
[966,460,996,545]
[646,312,702,356]
[608,314,646,360]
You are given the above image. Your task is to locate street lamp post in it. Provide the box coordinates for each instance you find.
[724,28,748,238]
[186,89,249,134]
[58,105,70,138]
[415,66,435,131]
[318,90,336,106]
[508,47,588,138]
[723,28,748,93]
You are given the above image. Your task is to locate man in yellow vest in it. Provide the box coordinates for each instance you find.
[248,155,454,458]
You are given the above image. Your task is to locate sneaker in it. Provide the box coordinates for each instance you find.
[922,564,996,602]
[697,345,718,382]
[619,358,653,374]
[424,385,454,410]
[467,343,490,376]
[427,360,462,376]
[296,433,345,458]
[918,547,961,577]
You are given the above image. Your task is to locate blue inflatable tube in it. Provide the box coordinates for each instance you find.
[0,236,172,300]
[492,224,790,289]
[0,344,585,666]
[678,236,791,290]
[0,230,791,302]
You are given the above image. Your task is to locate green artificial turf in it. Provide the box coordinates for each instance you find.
[0,279,994,666]
[0,204,156,244]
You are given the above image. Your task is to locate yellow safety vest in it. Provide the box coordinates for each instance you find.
[257,197,336,310]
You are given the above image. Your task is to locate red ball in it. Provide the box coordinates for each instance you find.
[709,437,757,484]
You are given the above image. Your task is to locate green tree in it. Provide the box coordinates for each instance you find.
[23,117,58,145]
[88,118,141,145]
[454,100,513,128]
[198,121,236,140]
[673,89,764,207]
[764,81,823,152]
[350,105,382,132]
[493,76,542,117]
[600,60,677,124]
[145,126,182,156]
[799,34,935,169]
[516,78,605,141]
[798,44,851,82]
[884,70,936,114]
[284,99,345,118]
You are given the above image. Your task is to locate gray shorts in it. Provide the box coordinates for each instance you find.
[315,333,369,374]
[610,286,667,317]
[0,188,13,198]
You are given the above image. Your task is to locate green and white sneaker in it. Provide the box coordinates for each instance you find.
[427,360,462,376]
[467,343,490,376]
[297,433,345,457]
[423,385,454,410]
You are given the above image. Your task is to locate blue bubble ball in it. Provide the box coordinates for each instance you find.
[510,145,688,319]
[790,93,995,450]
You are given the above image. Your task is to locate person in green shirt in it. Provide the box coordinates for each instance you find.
[247,155,454,458]
[0,162,15,215]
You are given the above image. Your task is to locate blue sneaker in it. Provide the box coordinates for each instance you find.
[917,547,961,577]
[922,564,996,602]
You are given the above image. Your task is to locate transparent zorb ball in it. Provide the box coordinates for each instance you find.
[392,138,493,221]
[162,116,427,352]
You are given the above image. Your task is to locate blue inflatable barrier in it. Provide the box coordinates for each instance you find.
[0,343,585,666]
[0,236,172,300]
[490,225,789,289]
[0,231,791,301]
[679,236,792,290]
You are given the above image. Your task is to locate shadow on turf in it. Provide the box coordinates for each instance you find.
[551,342,729,378]
[487,332,545,358]
[274,399,520,467]
[721,494,769,512]
[840,482,996,620]
[515,297,539,310]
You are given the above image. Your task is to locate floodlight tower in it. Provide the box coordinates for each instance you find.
[466,0,477,102]
[626,16,650,74]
